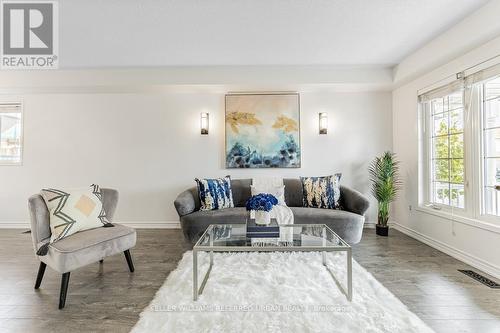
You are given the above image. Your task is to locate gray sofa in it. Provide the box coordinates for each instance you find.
[174,178,370,245]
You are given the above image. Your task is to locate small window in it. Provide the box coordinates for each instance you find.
[426,91,465,208]
[0,102,23,165]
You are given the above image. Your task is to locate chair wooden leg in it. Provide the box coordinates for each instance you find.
[34,262,46,289]
[124,250,135,272]
[59,272,70,309]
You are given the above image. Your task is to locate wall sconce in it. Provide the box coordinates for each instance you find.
[200,112,209,135]
[319,112,328,134]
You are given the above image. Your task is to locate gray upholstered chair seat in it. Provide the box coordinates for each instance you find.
[40,224,136,273]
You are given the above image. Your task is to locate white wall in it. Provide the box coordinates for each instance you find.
[0,89,392,227]
[392,35,500,279]
[393,0,500,85]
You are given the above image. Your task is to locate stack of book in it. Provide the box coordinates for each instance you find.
[246,219,280,238]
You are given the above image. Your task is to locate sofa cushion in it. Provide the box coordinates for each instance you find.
[195,176,234,211]
[283,178,303,207]
[251,185,286,205]
[290,207,363,223]
[180,208,248,242]
[40,224,136,273]
[181,206,365,245]
[290,207,364,244]
[300,174,342,209]
[230,179,252,207]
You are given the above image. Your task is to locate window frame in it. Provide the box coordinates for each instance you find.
[420,89,469,215]
[419,68,500,226]
[0,100,24,166]
[477,77,500,223]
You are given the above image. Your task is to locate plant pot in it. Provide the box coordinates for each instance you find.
[376,224,389,236]
[254,210,271,225]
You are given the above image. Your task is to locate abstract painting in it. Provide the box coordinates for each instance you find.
[225,93,301,168]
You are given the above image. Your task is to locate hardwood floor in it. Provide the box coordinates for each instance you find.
[0,228,499,332]
[353,229,500,333]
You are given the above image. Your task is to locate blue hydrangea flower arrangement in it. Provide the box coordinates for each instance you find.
[246,193,278,212]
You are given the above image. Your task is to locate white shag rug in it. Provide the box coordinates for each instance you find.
[132,252,434,333]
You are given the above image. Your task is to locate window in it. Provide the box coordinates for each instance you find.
[482,77,500,216]
[0,103,23,165]
[422,90,465,209]
[419,62,500,225]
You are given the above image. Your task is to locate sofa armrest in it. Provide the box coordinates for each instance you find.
[340,185,370,216]
[174,190,197,217]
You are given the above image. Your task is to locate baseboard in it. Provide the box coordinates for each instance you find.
[3,220,372,229]
[363,221,376,229]
[119,221,180,229]
[0,221,181,229]
[390,221,500,279]
[0,222,29,229]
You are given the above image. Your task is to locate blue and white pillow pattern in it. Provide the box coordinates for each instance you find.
[195,176,234,211]
[301,174,342,209]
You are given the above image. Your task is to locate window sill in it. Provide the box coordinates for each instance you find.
[416,206,500,235]
[0,162,22,166]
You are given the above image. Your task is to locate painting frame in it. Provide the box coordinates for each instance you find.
[225,92,301,169]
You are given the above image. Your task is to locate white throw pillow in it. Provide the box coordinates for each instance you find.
[251,185,286,206]
[41,184,111,243]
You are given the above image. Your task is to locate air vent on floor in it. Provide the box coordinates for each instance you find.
[458,270,500,288]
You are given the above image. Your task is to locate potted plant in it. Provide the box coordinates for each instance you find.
[369,151,401,236]
[246,193,278,225]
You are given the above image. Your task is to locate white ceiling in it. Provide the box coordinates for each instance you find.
[58,0,490,68]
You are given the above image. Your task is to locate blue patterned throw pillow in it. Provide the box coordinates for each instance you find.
[301,174,342,209]
[195,176,234,211]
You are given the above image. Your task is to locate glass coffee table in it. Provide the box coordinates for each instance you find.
[192,224,352,301]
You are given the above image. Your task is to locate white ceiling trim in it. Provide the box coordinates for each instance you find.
[0,65,394,93]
